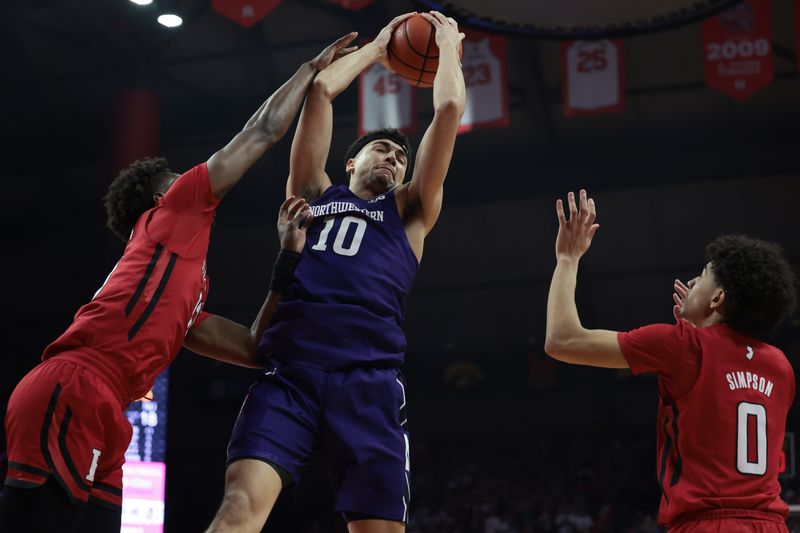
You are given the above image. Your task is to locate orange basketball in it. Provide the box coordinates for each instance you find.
[387,14,462,88]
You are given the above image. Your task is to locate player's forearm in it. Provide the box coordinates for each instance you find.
[407,42,464,230]
[545,258,586,358]
[247,249,301,343]
[245,61,318,141]
[184,315,262,368]
[432,42,466,116]
[313,43,380,100]
[243,99,268,131]
[249,291,282,346]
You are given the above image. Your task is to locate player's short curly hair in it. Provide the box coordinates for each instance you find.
[343,128,413,172]
[706,235,797,338]
[103,157,173,242]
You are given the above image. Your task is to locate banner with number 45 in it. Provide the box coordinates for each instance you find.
[358,64,416,136]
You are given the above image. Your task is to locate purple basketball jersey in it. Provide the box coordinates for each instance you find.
[259,185,418,369]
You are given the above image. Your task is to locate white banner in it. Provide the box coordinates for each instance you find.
[358,63,416,136]
[562,39,625,116]
[459,31,509,133]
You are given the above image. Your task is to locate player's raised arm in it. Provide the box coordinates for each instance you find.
[404,12,466,233]
[287,13,415,201]
[206,33,358,199]
[183,197,312,366]
[544,189,628,368]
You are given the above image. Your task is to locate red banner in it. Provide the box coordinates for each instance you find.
[702,0,773,99]
[211,0,281,29]
[330,0,372,10]
[796,0,800,74]
[458,29,509,134]
[562,39,624,116]
[358,63,416,136]
[112,89,159,174]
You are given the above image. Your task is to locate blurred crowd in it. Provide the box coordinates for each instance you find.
[407,432,800,533]
[408,433,660,533]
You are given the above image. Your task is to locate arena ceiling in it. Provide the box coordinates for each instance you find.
[3,0,799,202]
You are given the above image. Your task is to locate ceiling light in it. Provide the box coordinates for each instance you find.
[129,0,153,5]
[157,14,183,27]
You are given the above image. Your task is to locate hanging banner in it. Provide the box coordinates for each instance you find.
[702,0,773,100]
[358,63,416,136]
[562,39,624,116]
[796,0,800,74]
[458,29,509,133]
[211,0,281,29]
[330,0,372,10]
[112,89,160,175]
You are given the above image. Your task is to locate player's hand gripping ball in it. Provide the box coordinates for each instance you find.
[387,13,463,88]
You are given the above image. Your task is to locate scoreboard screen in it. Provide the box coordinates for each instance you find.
[121,370,169,533]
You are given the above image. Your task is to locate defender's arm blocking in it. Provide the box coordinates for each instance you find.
[183,197,312,367]
[287,15,414,201]
[207,33,358,199]
[544,190,629,369]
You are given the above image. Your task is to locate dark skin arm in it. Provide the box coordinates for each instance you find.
[206,33,358,199]
[183,197,313,367]
[287,15,411,201]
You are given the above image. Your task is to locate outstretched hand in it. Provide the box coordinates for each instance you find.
[555,189,599,262]
[419,11,464,53]
[672,278,694,323]
[278,196,313,253]
[310,32,359,72]
[373,12,417,71]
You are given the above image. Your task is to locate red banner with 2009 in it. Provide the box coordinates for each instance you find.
[702,0,774,100]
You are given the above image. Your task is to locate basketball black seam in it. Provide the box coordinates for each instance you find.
[403,19,428,58]
[396,73,427,86]
[387,52,438,75]
[418,23,437,86]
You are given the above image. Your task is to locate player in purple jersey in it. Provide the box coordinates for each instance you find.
[0,34,352,533]
[206,11,466,533]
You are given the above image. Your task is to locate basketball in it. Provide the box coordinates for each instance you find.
[387,14,462,88]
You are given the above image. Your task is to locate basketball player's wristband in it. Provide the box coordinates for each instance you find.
[269,249,301,293]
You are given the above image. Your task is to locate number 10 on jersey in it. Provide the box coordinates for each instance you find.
[311,216,367,257]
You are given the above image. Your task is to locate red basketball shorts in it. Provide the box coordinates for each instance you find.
[4,356,132,510]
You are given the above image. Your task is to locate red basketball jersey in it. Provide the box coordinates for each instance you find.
[619,321,794,527]
[42,163,218,402]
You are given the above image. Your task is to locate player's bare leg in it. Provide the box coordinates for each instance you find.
[205,459,282,533]
[348,518,405,533]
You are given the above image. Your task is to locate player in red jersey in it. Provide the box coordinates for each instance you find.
[545,189,797,532]
[0,34,354,533]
